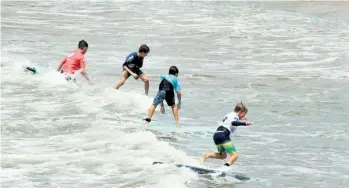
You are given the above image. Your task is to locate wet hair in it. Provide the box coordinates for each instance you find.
[139,44,150,53]
[169,66,179,75]
[234,102,248,113]
[78,40,88,49]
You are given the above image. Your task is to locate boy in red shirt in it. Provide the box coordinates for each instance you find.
[57,40,91,83]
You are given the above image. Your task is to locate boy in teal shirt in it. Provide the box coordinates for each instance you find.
[144,66,182,127]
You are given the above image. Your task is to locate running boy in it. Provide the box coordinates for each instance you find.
[113,44,150,95]
[144,66,182,127]
[56,40,91,83]
[200,103,252,166]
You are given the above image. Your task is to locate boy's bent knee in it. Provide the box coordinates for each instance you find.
[143,78,149,83]
[220,152,227,159]
[140,74,149,83]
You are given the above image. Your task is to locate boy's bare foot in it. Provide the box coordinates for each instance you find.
[144,118,151,126]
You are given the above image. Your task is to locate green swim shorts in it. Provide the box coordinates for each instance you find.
[216,140,236,154]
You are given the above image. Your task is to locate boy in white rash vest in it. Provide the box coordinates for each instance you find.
[200,103,252,166]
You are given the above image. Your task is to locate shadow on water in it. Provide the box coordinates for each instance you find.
[148,129,180,142]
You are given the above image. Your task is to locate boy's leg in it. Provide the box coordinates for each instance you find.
[138,72,149,96]
[145,104,157,126]
[145,90,165,126]
[227,152,238,166]
[166,92,179,127]
[114,71,129,89]
[200,132,233,165]
[170,105,180,127]
[221,141,238,166]
[200,152,227,164]
[200,144,227,164]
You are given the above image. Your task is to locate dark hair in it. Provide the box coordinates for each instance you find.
[169,66,179,75]
[234,102,248,113]
[78,40,88,49]
[139,44,150,53]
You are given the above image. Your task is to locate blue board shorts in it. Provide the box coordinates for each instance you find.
[213,126,236,154]
[153,90,175,106]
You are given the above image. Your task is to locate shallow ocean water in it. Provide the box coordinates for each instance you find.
[1,1,349,188]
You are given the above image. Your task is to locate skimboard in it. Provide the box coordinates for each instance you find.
[152,161,250,181]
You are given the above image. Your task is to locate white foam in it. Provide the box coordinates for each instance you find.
[2,1,349,187]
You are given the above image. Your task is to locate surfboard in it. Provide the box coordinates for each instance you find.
[152,161,250,181]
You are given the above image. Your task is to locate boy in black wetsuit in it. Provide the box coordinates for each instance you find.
[114,44,150,95]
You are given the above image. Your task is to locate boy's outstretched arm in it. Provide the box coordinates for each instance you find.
[57,57,67,71]
[232,120,252,126]
[81,70,91,83]
[79,59,92,83]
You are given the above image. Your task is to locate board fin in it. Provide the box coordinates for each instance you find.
[25,67,37,74]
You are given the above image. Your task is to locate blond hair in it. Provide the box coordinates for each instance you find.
[234,102,248,113]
